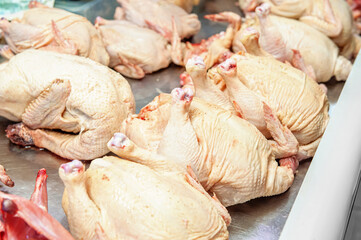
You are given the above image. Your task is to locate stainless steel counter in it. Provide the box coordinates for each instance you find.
[0,0,348,238]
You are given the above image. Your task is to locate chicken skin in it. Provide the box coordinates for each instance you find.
[1,50,135,160]
[114,0,201,41]
[0,1,109,65]
[60,152,229,239]
[121,87,296,207]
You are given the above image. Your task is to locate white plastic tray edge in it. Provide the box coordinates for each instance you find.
[280,53,361,240]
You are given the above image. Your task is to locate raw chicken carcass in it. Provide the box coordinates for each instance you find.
[212,53,329,160]
[121,87,297,207]
[233,4,353,82]
[0,1,109,65]
[0,169,74,239]
[60,154,230,239]
[259,0,359,58]
[0,165,14,187]
[95,17,180,79]
[1,50,135,160]
[114,0,201,41]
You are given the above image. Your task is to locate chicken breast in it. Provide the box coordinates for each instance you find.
[1,50,135,160]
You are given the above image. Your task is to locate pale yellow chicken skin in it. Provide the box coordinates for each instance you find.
[121,88,295,207]
[0,6,109,65]
[233,6,352,82]
[259,0,359,58]
[96,19,174,79]
[0,50,135,160]
[60,155,229,240]
[115,0,201,41]
[212,53,330,160]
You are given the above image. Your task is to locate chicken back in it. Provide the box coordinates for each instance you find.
[0,50,135,160]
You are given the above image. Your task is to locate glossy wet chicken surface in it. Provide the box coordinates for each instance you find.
[0,0,348,238]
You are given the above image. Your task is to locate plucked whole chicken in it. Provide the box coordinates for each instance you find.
[256,0,360,59]
[0,169,74,239]
[0,1,109,65]
[60,153,229,239]
[95,17,180,79]
[186,54,329,161]
[0,49,135,160]
[233,4,353,82]
[114,0,201,41]
[121,85,296,207]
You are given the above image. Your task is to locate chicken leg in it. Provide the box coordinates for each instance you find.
[5,78,110,160]
[6,123,110,160]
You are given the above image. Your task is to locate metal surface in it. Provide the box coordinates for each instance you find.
[0,0,347,239]
[279,54,361,240]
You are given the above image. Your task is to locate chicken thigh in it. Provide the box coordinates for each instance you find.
[115,0,201,41]
[0,1,109,65]
[60,155,229,239]
[234,4,353,82]
[121,87,296,207]
[0,169,74,239]
[95,17,179,79]
[1,50,135,160]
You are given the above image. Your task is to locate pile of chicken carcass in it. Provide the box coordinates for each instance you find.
[0,0,359,239]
